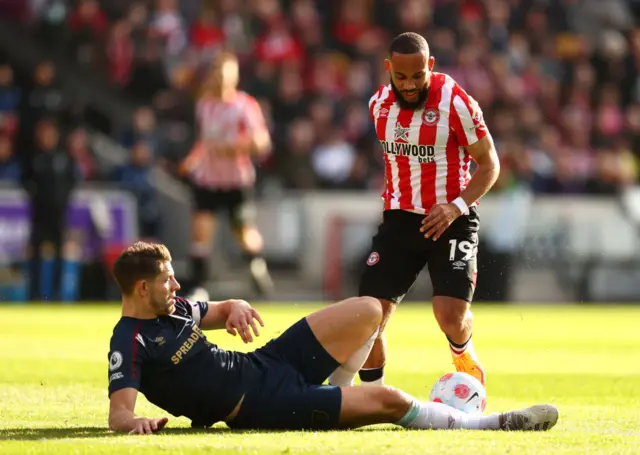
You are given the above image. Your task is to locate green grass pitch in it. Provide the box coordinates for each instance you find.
[1,302,639,455]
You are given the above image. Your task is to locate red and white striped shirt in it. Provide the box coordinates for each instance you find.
[190,91,269,190]
[369,72,489,214]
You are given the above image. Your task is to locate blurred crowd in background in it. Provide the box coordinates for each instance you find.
[2,0,640,199]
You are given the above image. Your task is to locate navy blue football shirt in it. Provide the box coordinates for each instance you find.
[107,297,261,427]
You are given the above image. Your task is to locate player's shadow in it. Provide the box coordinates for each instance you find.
[0,427,118,441]
[0,426,403,440]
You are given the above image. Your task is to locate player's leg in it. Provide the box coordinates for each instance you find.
[51,215,65,300]
[428,207,485,385]
[26,210,43,301]
[358,300,393,385]
[338,386,559,431]
[60,237,82,302]
[235,293,556,432]
[35,208,61,300]
[228,189,273,297]
[336,211,427,387]
[228,297,384,431]
[257,296,384,387]
[188,188,219,300]
[229,383,557,431]
[306,296,383,366]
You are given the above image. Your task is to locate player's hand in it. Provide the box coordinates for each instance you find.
[420,203,462,241]
[225,299,265,343]
[178,155,199,177]
[128,417,169,435]
[177,159,191,177]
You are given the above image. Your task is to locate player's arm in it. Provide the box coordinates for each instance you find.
[247,125,271,156]
[457,135,500,209]
[421,86,499,240]
[450,87,500,209]
[109,388,168,434]
[239,96,272,157]
[177,297,264,343]
[199,299,265,343]
[107,333,168,434]
[178,141,204,176]
[215,97,271,157]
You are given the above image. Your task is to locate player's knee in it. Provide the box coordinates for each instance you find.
[433,300,470,335]
[436,314,466,335]
[348,296,383,329]
[373,386,410,419]
[363,297,384,327]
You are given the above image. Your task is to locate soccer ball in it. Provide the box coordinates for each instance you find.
[429,372,487,414]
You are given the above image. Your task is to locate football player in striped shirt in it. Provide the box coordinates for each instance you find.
[330,33,500,390]
[179,52,273,301]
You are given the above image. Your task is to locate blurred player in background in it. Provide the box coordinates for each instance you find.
[21,118,81,301]
[179,52,273,301]
[330,33,500,389]
[107,241,558,434]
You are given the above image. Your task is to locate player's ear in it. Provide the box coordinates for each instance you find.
[428,56,435,71]
[138,280,148,298]
[384,59,391,72]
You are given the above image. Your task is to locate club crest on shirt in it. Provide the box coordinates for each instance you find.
[422,108,439,126]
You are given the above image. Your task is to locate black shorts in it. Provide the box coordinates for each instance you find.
[228,318,342,431]
[30,205,66,248]
[358,208,479,303]
[192,187,256,229]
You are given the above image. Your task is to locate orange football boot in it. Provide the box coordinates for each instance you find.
[453,351,486,387]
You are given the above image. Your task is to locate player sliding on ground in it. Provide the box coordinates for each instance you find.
[107,242,559,434]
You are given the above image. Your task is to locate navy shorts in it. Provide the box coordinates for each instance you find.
[227,318,342,431]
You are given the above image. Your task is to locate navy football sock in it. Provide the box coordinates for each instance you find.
[359,366,385,385]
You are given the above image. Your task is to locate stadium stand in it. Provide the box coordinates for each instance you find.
[4,0,640,194]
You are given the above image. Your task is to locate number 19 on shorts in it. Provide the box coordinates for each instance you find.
[449,239,475,262]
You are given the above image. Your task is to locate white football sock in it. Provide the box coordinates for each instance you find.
[329,328,378,387]
[395,399,500,430]
[449,334,473,356]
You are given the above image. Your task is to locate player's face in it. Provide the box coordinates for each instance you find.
[148,262,180,316]
[386,52,435,110]
[222,60,239,89]
[209,59,239,91]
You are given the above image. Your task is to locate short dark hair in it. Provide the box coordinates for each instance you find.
[112,241,172,295]
[389,32,429,56]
